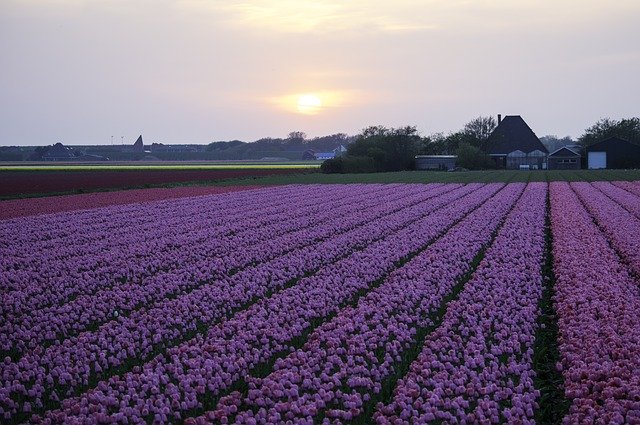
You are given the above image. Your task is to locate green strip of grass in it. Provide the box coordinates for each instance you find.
[221,169,640,186]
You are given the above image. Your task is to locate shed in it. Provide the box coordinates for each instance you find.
[587,137,640,169]
[415,155,457,171]
[548,147,581,170]
[485,115,549,169]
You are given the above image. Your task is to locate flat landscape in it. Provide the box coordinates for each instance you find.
[1,176,639,424]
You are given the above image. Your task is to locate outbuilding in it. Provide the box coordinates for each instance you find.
[415,155,458,171]
[548,147,581,170]
[587,137,640,169]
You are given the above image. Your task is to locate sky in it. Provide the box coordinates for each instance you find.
[1,0,639,146]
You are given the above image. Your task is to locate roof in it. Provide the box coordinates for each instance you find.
[586,136,640,151]
[485,115,548,155]
[549,147,581,157]
[43,142,75,158]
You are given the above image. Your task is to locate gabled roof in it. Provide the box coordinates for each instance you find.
[485,115,548,155]
[587,136,640,151]
[549,147,581,157]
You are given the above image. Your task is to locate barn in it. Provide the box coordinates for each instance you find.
[485,115,549,169]
[548,147,581,170]
[587,137,640,169]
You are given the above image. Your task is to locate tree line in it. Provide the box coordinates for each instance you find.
[321,116,640,173]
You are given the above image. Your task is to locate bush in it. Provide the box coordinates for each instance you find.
[455,142,496,170]
[321,155,376,173]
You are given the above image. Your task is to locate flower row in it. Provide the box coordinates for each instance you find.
[2,184,422,355]
[38,184,503,423]
[1,184,353,318]
[550,182,640,424]
[0,186,259,220]
[571,182,640,277]
[201,183,524,424]
[376,182,547,424]
[0,183,476,421]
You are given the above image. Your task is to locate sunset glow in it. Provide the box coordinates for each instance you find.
[296,94,322,114]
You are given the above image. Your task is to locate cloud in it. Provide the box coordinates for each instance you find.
[194,0,437,34]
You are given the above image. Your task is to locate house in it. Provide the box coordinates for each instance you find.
[548,147,581,170]
[485,115,549,169]
[587,136,640,169]
[415,155,457,171]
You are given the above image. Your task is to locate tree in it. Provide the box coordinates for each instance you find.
[455,142,495,170]
[539,135,574,152]
[463,116,497,151]
[286,131,307,144]
[578,117,640,146]
[346,125,420,172]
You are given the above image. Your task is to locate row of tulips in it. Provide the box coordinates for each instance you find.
[200,182,525,424]
[1,184,429,355]
[36,184,504,423]
[0,183,478,421]
[550,182,640,424]
[1,184,371,318]
[571,182,640,277]
[612,180,640,197]
[376,182,547,424]
[593,181,640,219]
[0,185,260,220]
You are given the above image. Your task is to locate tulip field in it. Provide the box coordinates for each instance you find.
[1,181,639,424]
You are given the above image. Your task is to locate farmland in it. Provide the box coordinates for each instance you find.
[1,181,639,423]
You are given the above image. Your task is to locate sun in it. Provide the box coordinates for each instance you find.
[296,94,322,115]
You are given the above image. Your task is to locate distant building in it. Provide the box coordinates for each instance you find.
[548,147,581,170]
[133,135,144,153]
[587,137,640,169]
[42,142,76,161]
[315,152,336,160]
[415,155,458,171]
[302,149,316,160]
[485,115,549,169]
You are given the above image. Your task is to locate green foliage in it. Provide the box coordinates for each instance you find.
[345,125,420,172]
[463,115,497,151]
[418,116,497,155]
[455,142,496,170]
[578,117,640,146]
[320,155,375,174]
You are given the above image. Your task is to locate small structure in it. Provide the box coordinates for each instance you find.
[548,147,581,170]
[415,155,458,171]
[485,115,549,169]
[133,135,144,153]
[587,137,640,169]
[315,152,336,160]
[42,142,76,161]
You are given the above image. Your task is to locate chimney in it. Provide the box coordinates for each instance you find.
[498,114,502,124]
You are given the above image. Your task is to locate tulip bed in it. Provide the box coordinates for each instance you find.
[550,182,640,424]
[1,181,639,424]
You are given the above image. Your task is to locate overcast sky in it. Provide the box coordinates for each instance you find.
[1,0,639,146]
